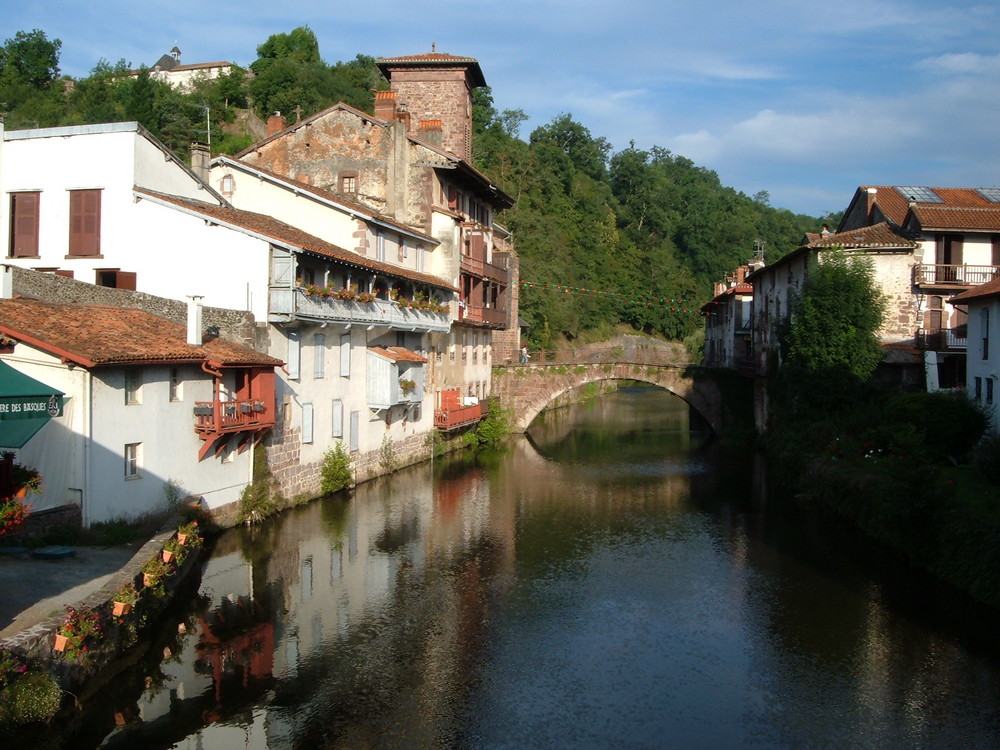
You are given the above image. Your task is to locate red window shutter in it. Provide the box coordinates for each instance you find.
[10,192,40,257]
[447,186,459,211]
[469,231,485,260]
[116,271,137,290]
[69,190,101,256]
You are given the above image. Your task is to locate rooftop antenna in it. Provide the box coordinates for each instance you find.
[753,239,765,262]
[431,42,436,52]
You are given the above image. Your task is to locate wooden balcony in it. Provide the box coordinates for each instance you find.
[914,264,1000,288]
[915,327,967,351]
[458,304,507,328]
[194,400,274,460]
[434,400,486,430]
[269,288,451,332]
[460,255,509,283]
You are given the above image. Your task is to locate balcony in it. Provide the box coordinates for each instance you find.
[194,399,274,460]
[458,304,507,328]
[915,327,968,351]
[434,398,488,431]
[914,264,1000,288]
[460,255,509,283]
[269,287,450,332]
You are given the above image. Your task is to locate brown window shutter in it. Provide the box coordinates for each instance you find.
[69,189,101,256]
[10,192,40,257]
[116,271,137,290]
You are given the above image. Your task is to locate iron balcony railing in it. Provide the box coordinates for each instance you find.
[914,264,1000,286]
[269,288,451,332]
[915,327,968,351]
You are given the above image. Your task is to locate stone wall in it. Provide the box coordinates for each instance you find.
[8,265,259,349]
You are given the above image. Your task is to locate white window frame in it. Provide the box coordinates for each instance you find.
[124,370,142,405]
[124,442,141,478]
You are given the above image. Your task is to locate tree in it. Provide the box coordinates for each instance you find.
[782,249,886,382]
[0,29,61,88]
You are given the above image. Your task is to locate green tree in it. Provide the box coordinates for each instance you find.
[0,29,61,88]
[782,249,886,382]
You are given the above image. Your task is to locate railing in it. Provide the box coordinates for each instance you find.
[507,345,693,367]
[914,264,1000,286]
[458,304,507,327]
[269,288,450,332]
[460,255,509,283]
[434,399,487,430]
[915,328,968,351]
[194,400,273,433]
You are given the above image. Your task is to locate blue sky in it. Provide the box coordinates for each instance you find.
[8,0,1000,217]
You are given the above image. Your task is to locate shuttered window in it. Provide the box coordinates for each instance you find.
[340,333,351,378]
[349,410,360,451]
[69,189,102,256]
[287,330,301,380]
[9,192,40,257]
[314,333,326,379]
[302,403,314,444]
[332,399,344,437]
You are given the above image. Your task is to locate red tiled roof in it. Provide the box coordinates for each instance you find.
[134,189,456,292]
[368,346,428,363]
[855,186,1000,229]
[806,221,916,249]
[950,276,1000,304]
[0,299,281,368]
[909,205,1000,232]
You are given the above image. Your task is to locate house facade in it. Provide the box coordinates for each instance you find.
[701,265,754,372]
[951,278,1000,432]
[0,294,280,525]
[232,51,518,429]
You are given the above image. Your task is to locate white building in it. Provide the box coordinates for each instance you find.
[951,278,1000,432]
[0,294,280,524]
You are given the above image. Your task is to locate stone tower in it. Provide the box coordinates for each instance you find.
[375,51,486,163]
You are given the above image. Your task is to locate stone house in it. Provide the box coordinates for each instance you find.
[701,265,754,372]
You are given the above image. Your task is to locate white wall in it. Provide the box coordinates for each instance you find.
[966,299,1000,432]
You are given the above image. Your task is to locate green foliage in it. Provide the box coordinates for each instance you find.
[783,250,886,383]
[378,436,398,473]
[973,431,1000,485]
[238,445,282,525]
[880,391,987,463]
[0,29,61,88]
[464,400,513,449]
[0,668,61,725]
[320,442,353,494]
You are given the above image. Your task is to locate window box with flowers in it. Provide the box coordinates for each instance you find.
[54,605,102,658]
[142,556,170,590]
[112,581,140,617]
[176,521,202,547]
[399,379,417,396]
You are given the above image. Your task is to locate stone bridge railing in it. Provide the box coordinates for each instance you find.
[491,359,725,435]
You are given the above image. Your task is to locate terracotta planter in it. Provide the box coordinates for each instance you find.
[162,549,175,563]
[53,633,69,652]
[176,533,189,545]
[143,573,158,587]
[112,600,133,617]
[14,487,28,499]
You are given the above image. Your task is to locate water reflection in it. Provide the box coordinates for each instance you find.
[69,388,1000,749]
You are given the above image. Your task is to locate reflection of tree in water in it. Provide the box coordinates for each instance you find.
[269,534,508,749]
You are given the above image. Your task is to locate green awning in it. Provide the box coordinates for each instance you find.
[0,361,64,448]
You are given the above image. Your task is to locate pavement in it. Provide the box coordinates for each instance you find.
[0,544,142,640]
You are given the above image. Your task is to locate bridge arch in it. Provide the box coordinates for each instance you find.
[490,362,724,434]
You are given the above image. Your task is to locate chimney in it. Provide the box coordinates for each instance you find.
[374,91,398,122]
[267,112,286,137]
[865,187,877,218]
[190,143,210,183]
[186,296,204,346]
[417,119,443,147]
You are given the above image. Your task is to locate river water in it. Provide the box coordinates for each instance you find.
[74,387,1000,748]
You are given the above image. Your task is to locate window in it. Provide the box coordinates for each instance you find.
[982,308,990,361]
[302,403,314,444]
[9,192,40,257]
[340,334,351,377]
[96,269,136,290]
[124,443,141,478]
[68,189,102,257]
[288,330,301,380]
[349,410,360,452]
[339,171,358,194]
[975,377,983,401]
[376,231,385,262]
[314,334,326,379]
[332,399,344,437]
[125,370,142,405]
[220,173,235,196]
[988,378,995,406]
[169,368,181,402]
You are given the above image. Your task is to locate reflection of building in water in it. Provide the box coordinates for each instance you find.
[196,595,275,706]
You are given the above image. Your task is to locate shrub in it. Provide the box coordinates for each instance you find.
[378,436,397,473]
[0,669,61,725]
[883,391,987,463]
[973,431,1000,485]
[320,442,352,494]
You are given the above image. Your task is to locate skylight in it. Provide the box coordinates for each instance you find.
[975,188,1000,203]
[894,186,944,204]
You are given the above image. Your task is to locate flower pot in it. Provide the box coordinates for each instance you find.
[143,573,158,587]
[53,633,69,652]
[112,600,133,617]
[162,549,175,563]
[14,486,28,499]
[176,533,188,545]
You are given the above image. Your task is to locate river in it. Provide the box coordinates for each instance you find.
[64,387,1000,748]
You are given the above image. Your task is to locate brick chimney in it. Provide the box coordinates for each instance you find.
[865,187,878,220]
[374,91,398,122]
[267,112,287,137]
[417,119,443,148]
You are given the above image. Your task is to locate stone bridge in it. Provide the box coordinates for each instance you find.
[491,355,726,435]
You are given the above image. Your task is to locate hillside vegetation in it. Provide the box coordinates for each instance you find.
[1,27,829,348]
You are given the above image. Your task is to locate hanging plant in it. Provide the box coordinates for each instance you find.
[399,379,417,395]
[11,463,43,496]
